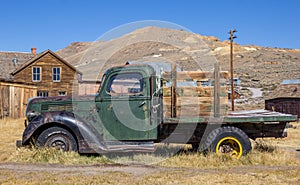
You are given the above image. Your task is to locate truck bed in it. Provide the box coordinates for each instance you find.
[163,109,297,124]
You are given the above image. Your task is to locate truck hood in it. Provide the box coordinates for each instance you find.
[26,95,96,122]
[28,95,96,104]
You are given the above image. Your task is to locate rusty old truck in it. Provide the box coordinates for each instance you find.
[17,62,297,158]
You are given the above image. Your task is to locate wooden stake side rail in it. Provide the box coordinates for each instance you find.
[163,63,229,118]
[162,86,228,97]
[162,71,229,81]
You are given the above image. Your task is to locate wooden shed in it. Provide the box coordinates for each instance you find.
[0,80,37,119]
[265,80,300,117]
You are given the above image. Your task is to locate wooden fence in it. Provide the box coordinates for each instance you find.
[0,82,37,119]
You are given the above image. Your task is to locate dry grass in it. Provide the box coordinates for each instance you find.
[159,146,300,169]
[1,118,300,184]
[1,168,300,185]
[260,121,300,149]
[0,118,24,162]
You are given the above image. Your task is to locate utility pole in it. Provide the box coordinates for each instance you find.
[229,29,237,111]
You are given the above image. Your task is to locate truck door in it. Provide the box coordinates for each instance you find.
[98,71,157,141]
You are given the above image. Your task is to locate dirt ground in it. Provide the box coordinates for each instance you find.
[1,162,300,176]
[1,161,300,184]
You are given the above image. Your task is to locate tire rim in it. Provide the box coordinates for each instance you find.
[215,136,243,159]
[46,136,69,151]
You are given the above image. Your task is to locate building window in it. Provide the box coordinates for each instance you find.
[58,91,66,96]
[32,67,41,82]
[53,67,61,82]
[37,91,49,97]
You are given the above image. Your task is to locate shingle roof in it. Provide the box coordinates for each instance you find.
[265,83,300,100]
[0,51,34,79]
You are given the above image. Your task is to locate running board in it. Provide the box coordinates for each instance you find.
[103,141,155,152]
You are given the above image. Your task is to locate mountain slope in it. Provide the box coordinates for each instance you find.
[56,26,300,92]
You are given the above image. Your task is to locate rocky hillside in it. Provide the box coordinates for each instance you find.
[56,26,300,108]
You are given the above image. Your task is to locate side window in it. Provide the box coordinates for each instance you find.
[37,91,49,97]
[107,73,143,95]
[53,67,61,82]
[32,67,41,82]
[58,91,66,96]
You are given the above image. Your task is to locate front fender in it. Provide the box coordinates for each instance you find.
[22,111,107,154]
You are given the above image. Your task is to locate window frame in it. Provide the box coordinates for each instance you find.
[52,67,61,82]
[37,91,49,97]
[58,91,67,96]
[32,66,41,82]
[106,72,144,95]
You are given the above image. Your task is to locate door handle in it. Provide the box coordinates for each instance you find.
[139,101,146,107]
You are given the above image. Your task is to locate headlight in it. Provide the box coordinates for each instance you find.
[26,111,40,122]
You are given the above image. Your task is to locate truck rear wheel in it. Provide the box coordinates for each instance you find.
[201,126,252,158]
[36,127,78,152]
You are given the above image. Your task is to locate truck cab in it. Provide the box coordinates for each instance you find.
[95,64,159,141]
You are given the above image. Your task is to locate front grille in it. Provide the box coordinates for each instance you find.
[41,104,73,112]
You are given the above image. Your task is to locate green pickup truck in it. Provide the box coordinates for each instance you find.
[17,63,297,158]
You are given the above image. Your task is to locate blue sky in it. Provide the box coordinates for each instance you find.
[0,0,299,53]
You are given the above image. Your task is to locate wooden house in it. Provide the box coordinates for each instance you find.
[265,80,300,117]
[11,50,82,97]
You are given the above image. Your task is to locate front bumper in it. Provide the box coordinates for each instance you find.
[16,119,27,148]
[16,140,22,148]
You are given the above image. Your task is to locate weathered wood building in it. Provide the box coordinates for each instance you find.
[0,80,37,118]
[11,50,82,97]
[78,80,101,95]
[265,80,300,118]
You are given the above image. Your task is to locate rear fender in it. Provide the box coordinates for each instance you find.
[22,111,106,153]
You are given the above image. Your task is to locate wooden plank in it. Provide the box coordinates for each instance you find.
[214,62,220,117]
[165,103,213,110]
[0,86,3,118]
[164,104,227,112]
[162,71,229,81]
[9,86,13,118]
[14,87,20,119]
[163,97,228,105]
[164,110,213,117]
[163,86,228,97]
[20,87,24,118]
[3,86,9,118]
[171,64,177,118]
[0,82,36,89]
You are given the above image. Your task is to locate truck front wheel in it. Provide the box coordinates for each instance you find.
[202,126,252,158]
[36,127,78,152]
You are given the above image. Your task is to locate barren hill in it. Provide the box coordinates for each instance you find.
[56,26,300,101]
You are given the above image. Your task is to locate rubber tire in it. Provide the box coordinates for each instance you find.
[36,127,78,152]
[201,126,252,157]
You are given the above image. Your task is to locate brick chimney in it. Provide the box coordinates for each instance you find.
[31,48,37,55]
